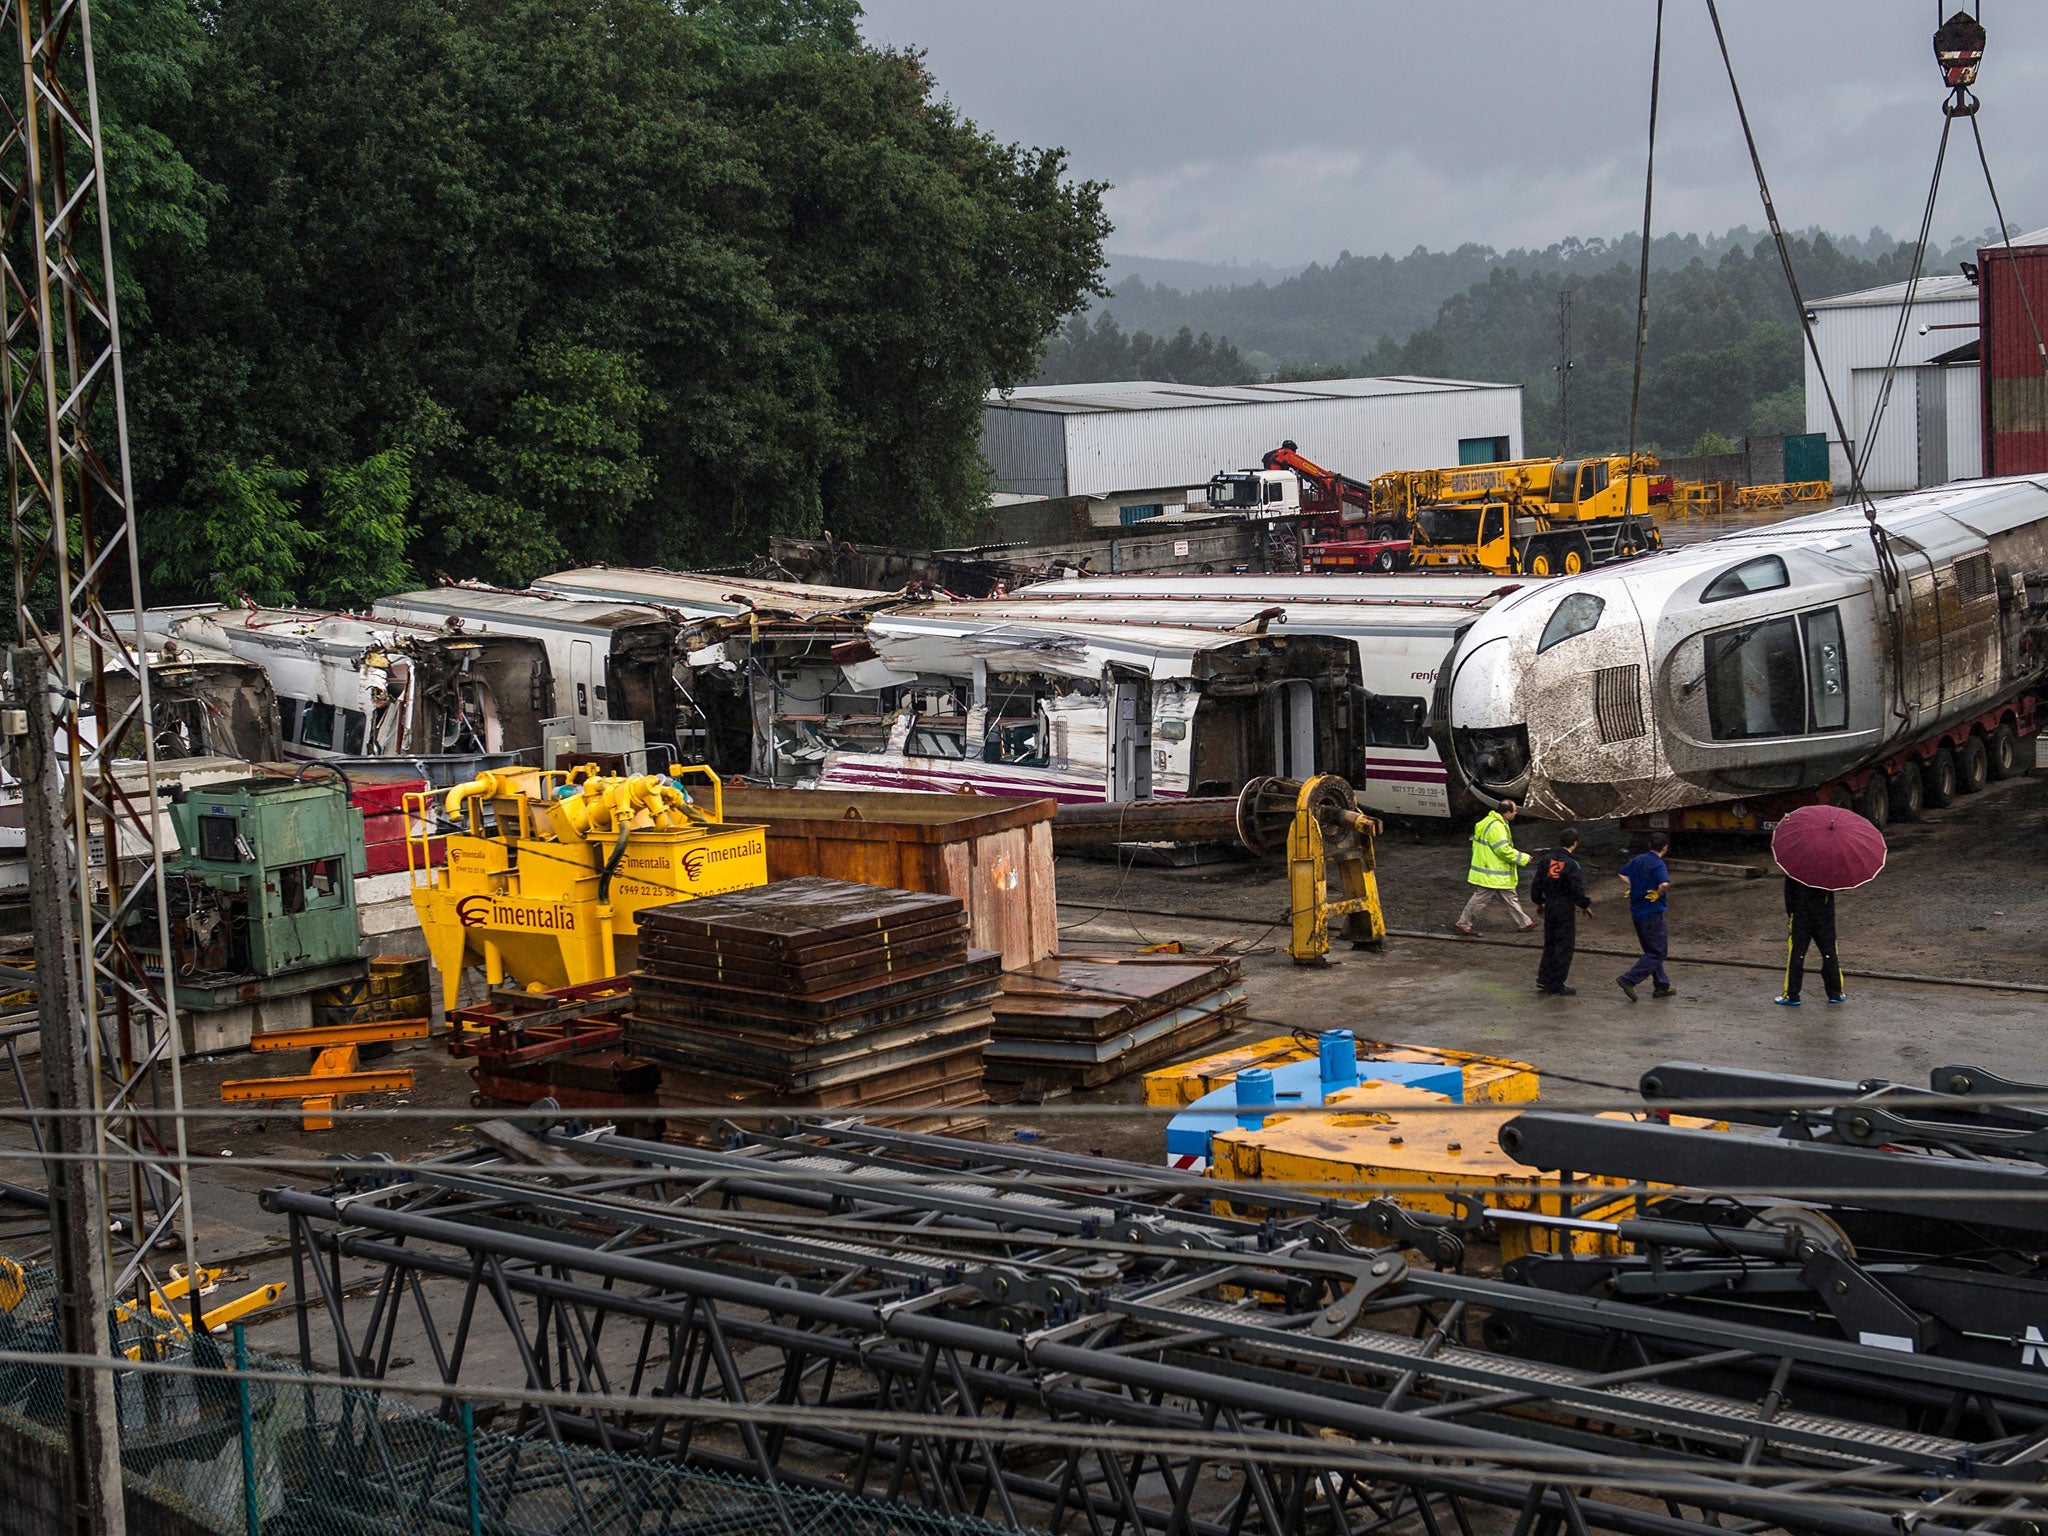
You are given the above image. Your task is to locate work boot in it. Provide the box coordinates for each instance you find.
[1552,984,1577,996]
[1617,978,1638,1002]
[1454,922,1478,937]
[1652,986,1677,998]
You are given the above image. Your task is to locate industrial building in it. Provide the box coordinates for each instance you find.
[1804,225,2048,492]
[981,376,1523,500]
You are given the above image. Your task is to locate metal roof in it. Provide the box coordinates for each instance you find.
[985,376,1516,415]
[374,586,671,631]
[1808,273,1979,310]
[535,566,887,617]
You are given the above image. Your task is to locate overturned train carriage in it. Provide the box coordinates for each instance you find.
[1439,475,2048,821]
[818,601,1363,803]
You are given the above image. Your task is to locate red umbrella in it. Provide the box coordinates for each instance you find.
[1770,803,1888,891]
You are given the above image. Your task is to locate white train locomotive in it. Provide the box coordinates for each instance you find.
[1439,475,2048,828]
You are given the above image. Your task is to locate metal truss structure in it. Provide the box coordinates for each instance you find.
[0,0,195,1285]
[269,1123,2048,1536]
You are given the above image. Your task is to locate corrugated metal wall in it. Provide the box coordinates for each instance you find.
[1981,244,2048,476]
[981,405,1073,498]
[1041,388,1522,498]
[1806,292,1980,490]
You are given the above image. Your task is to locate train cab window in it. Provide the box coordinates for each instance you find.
[277,695,302,742]
[1538,594,1604,653]
[1803,609,1847,731]
[1705,618,1806,739]
[1701,556,1788,603]
[300,701,336,750]
[1365,696,1429,748]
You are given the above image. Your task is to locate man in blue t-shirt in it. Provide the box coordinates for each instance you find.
[1615,832,1675,1001]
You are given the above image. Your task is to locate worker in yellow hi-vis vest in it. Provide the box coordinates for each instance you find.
[1455,800,1535,936]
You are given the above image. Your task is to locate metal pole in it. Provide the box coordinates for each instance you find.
[15,646,126,1536]
[236,1324,259,1536]
[461,1399,482,1536]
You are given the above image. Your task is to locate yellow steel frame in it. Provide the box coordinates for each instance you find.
[1286,775,1386,965]
[1734,480,1831,510]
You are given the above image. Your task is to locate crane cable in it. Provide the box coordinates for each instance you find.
[1852,115,1952,488]
[1618,0,1663,560]
[1703,0,1912,728]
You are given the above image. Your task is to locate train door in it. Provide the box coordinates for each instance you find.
[1109,668,1153,801]
[1270,679,1316,779]
[570,639,597,743]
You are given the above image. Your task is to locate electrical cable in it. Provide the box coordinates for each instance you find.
[1702,0,1913,730]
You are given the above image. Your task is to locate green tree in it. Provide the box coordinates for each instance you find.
[1750,384,1807,437]
[157,459,314,606]
[124,0,1108,590]
[312,447,418,607]
[1688,430,1738,456]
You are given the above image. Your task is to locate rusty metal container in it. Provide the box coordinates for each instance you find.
[1980,237,2048,476]
[719,789,1056,968]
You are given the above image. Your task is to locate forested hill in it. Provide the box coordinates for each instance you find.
[1036,227,1994,457]
[110,0,1108,601]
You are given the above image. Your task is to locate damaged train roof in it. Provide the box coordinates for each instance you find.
[534,566,890,619]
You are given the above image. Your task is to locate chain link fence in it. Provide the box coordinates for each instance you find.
[0,1266,1027,1536]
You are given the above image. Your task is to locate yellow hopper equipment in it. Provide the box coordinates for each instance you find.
[408,765,768,1010]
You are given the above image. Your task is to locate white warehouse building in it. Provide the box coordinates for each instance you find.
[982,377,1524,500]
[1804,271,1986,493]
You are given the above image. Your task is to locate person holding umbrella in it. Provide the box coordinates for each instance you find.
[1768,802,1886,1007]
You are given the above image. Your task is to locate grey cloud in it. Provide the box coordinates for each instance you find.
[858,0,2048,264]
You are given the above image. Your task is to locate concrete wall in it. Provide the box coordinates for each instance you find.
[0,1409,219,1536]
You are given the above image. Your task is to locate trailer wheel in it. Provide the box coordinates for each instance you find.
[1958,733,1989,794]
[1825,784,1855,812]
[1371,521,1401,542]
[1924,747,1958,807]
[1372,546,1399,573]
[1987,721,2019,780]
[1888,765,1924,821]
[1853,773,1890,829]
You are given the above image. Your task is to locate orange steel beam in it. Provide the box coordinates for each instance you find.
[249,1019,431,1052]
[220,1070,415,1102]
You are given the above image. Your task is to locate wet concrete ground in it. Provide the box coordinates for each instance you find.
[15,760,2043,1372]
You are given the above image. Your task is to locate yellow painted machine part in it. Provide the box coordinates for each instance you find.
[1286,776,1385,965]
[409,765,768,1010]
[1143,1037,1540,1109]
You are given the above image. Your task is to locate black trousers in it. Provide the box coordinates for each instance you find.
[1536,907,1577,991]
[1784,910,1843,1000]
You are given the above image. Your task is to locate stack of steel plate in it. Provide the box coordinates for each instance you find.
[987,953,1247,1095]
[627,878,999,1133]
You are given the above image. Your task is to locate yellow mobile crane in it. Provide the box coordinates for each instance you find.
[408,765,768,1011]
[1374,454,1667,576]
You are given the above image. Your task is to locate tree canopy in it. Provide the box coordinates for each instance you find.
[107,0,1107,596]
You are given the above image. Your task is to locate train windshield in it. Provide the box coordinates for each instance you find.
[1538,594,1604,653]
[1704,607,1848,739]
[1702,556,1789,602]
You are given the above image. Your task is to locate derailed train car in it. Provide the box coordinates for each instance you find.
[1439,475,2048,827]
[817,600,1363,803]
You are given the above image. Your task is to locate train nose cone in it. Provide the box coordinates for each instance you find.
[1445,636,1532,801]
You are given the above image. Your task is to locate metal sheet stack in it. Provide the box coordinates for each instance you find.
[987,953,1247,1097]
[626,878,999,1134]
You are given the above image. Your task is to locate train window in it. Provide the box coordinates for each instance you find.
[1538,594,1604,653]
[1704,618,1805,739]
[1701,556,1788,603]
[300,701,336,750]
[340,708,367,754]
[277,695,302,742]
[1803,609,1847,731]
[1366,696,1429,748]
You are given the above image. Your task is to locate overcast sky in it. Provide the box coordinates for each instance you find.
[857,2,2048,267]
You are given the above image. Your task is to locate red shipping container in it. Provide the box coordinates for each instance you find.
[1980,237,2048,477]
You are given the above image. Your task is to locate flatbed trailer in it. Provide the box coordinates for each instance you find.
[1302,535,1410,572]
[1626,693,2038,834]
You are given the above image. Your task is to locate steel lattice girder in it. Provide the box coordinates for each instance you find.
[260,1125,2048,1536]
